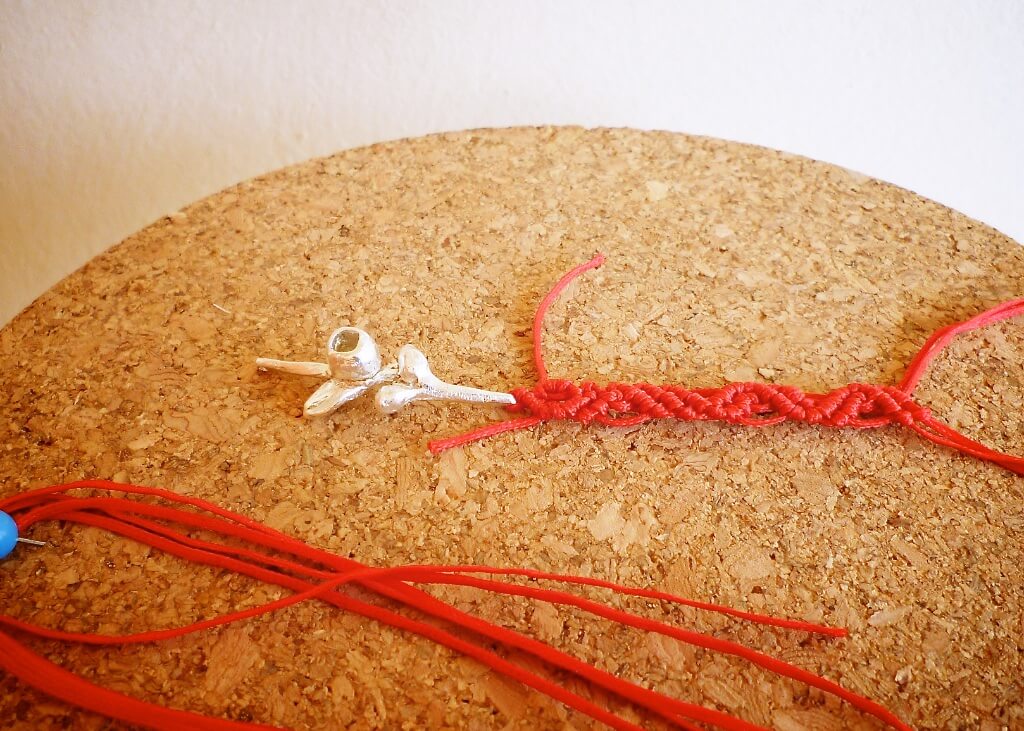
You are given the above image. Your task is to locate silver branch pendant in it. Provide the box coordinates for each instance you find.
[256,327,515,416]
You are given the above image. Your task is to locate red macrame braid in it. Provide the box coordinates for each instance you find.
[431,253,1024,478]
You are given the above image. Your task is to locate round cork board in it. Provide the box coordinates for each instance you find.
[1,127,1022,731]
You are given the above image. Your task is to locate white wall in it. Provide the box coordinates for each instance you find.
[2,0,1022,325]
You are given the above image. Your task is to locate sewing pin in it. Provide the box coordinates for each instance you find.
[0,510,46,559]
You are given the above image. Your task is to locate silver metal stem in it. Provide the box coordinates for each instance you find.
[375,345,514,413]
[255,359,330,377]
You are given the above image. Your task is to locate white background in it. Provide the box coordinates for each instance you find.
[1,0,1022,325]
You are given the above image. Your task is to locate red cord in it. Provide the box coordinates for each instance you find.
[0,480,911,731]
[532,253,606,381]
[430,255,1024,476]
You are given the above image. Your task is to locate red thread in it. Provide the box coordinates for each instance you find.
[0,480,911,731]
[532,252,606,381]
[430,255,1024,476]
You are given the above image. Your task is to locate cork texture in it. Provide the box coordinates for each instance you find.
[1,127,1022,730]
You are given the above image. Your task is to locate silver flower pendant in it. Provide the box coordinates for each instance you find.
[256,327,514,416]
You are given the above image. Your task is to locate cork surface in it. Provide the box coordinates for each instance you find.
[1,127,1022,730]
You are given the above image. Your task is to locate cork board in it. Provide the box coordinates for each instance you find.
[1,127,1022,730]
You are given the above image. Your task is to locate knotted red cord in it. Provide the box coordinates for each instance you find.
[0,480,911,731]
[430,255,1024,476]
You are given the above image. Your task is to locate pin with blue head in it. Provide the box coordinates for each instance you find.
[0,511,45,558]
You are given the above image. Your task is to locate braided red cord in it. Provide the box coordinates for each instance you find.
[430,255,1024,476]
[0,481,911,731]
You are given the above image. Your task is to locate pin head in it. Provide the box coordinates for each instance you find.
[0,511,18,559]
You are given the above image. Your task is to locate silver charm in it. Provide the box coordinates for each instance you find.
[256,327,514,416]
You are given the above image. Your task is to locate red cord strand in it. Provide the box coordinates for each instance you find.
[6,495,825,731]
[430,256,1024,476]
[0,481,911,731]
[898,297,1024,394]
[19,495,845,636]
[3,497,729,731]
[0,630,280,731]
[15,484,847,637]
[532,253,606,381]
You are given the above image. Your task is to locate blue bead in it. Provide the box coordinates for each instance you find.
[0,511,18,559]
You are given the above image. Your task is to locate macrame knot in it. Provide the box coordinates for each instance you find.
[510,380,931,430]
[820,384,931,428]
[510,379,591,420]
